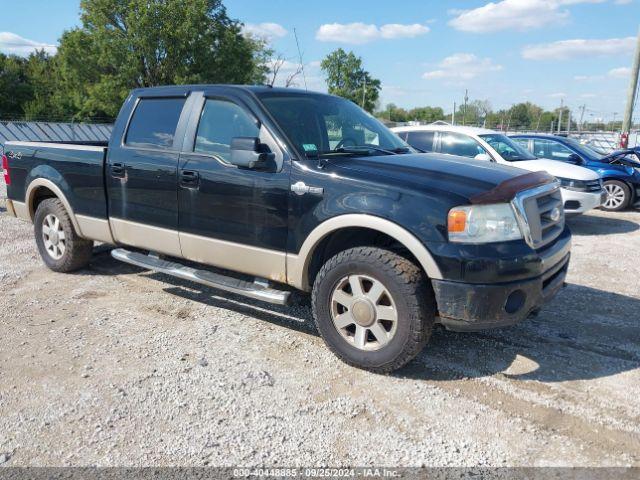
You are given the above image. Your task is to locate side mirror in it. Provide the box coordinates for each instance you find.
[229,137,275,170]
[474,153,491,162]
[567,153,584,165]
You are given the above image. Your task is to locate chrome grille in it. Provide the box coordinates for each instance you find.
[512,183,564,249]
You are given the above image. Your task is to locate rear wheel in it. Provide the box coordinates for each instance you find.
[311,247,434,373]
[34,198,93,272]
[602,180,631,211]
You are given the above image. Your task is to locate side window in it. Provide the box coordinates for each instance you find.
[194,99,260,161]
[513,138,530,151]
[439,132,484,158]
[125,98,186,149]
[534,139,573,161]
[533,139,549,158]
[406,131,435,152]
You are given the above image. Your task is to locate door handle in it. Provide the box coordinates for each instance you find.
[180,170,200,188]
[111,162,125,178]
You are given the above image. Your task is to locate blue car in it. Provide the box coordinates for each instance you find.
[511,134,640,211]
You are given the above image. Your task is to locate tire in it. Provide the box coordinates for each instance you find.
[34,198,93,272]
[601,180,631,212]
[311,247,435,373]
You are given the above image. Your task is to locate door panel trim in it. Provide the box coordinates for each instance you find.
[109,217,182,257]
[179,231,287,283]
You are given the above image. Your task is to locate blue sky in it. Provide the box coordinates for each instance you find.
[1,0,638,121]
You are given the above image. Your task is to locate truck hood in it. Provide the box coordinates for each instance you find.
[326,153,533,203]
[510,159,600,181]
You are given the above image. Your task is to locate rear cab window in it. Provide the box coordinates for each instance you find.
[125,97,186,149]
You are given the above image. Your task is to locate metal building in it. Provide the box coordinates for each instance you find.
[0,121,113,147]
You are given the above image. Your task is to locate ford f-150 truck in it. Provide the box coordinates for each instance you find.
[3,85,571,372]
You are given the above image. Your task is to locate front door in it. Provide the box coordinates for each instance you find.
[177,93,290,281]
[107,96,189,256]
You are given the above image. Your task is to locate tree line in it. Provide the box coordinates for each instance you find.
[0,0,625,132]
[0,0,270,122]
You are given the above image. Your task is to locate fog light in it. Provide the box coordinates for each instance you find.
[505,290,526,314]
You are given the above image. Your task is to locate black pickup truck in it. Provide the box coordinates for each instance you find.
[3,85,571,372]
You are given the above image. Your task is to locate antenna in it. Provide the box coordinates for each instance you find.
[293,28,308,91]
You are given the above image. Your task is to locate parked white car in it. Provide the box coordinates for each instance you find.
[393,125,604,215]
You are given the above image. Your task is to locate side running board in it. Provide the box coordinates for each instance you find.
[111,248,291,305]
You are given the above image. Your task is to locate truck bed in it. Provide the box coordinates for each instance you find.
[4,140,109,220]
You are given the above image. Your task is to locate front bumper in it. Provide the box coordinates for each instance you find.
[432,234,571,332]
[560,187,604,215]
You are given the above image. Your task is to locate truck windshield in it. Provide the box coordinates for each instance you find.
[258,92,412,157]
[479,134,537,162]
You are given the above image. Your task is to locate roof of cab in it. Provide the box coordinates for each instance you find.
[129,84,322,97]
[391,124,498,136]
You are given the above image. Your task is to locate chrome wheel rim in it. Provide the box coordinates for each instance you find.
[604,184,626,209]
[42,214,66,260]
[330,274,398,351]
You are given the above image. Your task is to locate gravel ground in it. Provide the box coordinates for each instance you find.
[1,177,639,467]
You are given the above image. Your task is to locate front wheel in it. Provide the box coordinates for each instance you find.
[602,180,631,211]
[34,198,93,272]
[311,247,435,373]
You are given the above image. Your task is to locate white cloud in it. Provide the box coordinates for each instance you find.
[316,22,429,44]
[0,32,57,56]
[549,92,567,98]
[608,66,631,78]
[422,53,503,81]
[242,23,288,41]
[449,0,606,33]
[522,36,636,60]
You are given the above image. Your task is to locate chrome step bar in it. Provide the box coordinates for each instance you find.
[111,248,291,305]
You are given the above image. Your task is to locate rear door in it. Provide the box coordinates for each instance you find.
[176,90,290,281]
[106,94,192,256]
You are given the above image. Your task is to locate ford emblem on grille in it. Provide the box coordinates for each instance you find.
[550,207,561,222]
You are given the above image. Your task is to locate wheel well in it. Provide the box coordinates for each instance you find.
[603,178,635,200]
[30,186,58,217]
[307,227,422,287]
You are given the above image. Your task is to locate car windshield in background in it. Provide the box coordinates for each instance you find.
[258,93,412,158]
[480,134,537,161]
[563,137,606,160]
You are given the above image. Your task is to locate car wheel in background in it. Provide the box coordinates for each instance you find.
[601,180,631,212]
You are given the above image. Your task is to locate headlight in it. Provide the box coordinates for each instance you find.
[557,177,589,191]
[448,203,523,244]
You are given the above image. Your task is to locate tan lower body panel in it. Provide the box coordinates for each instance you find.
[109,217,182,257]
[10,200,29,220]
[76,215,115,244]
[179,231,287,283]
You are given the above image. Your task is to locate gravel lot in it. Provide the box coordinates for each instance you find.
[1,177,639,467]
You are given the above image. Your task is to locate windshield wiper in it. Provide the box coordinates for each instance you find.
[334,146,397,156]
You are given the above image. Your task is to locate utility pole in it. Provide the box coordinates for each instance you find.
[452,101,456,125]
[567,108,571,134]
[557,98,564,134]
[535,111,543,131]
[361,76,367,109]
[622,26,640,146]
[462,89,469,126]
[293,28,308,91]
[578,104,586,132]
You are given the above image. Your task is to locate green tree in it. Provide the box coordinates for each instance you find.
[0,53,32,118]
[321,48,381,113]
[54,0,271,120]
